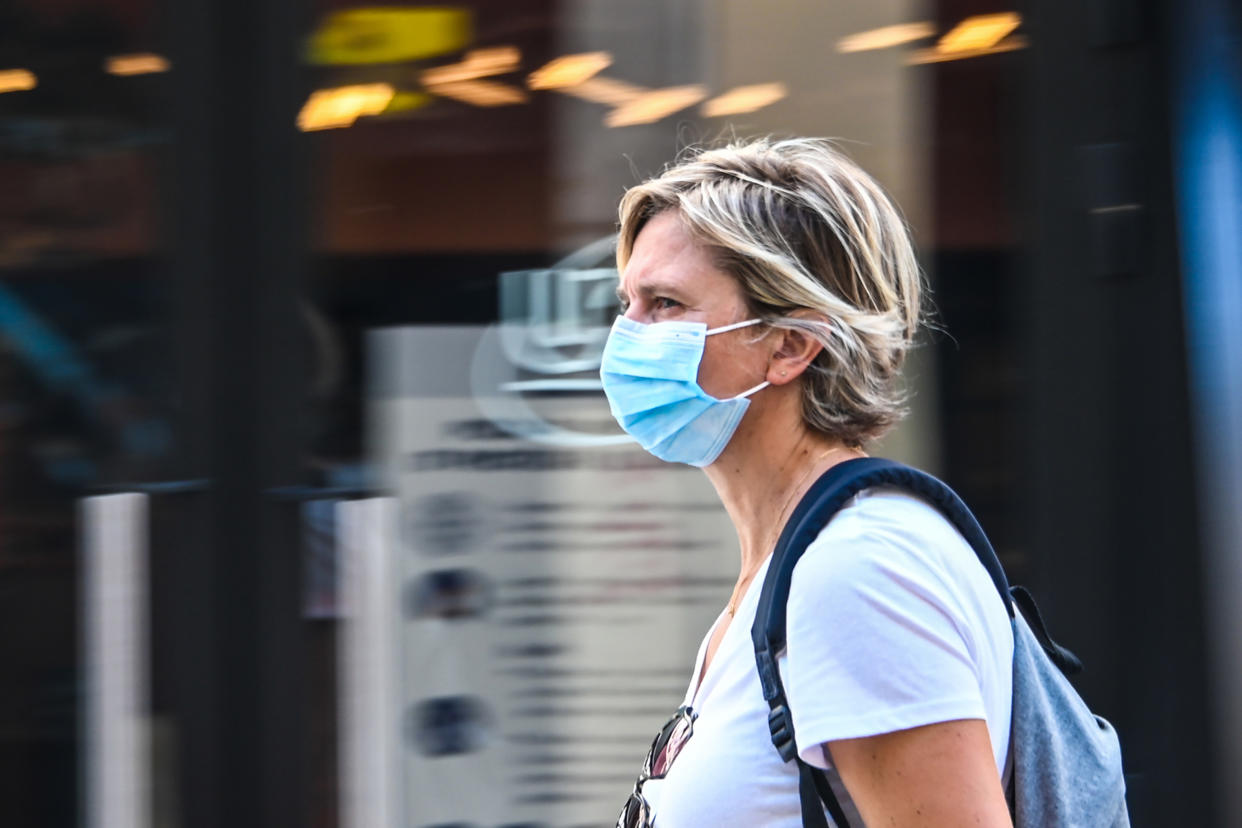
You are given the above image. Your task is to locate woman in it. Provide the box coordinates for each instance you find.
[601,138,1015,827]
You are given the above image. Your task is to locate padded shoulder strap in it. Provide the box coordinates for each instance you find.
[751,458,1013,709]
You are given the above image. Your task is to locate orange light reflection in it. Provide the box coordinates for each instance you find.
[702,83,787,117]
[106,54,171,76]
[528,52,612,89]
[837,22,936,53]
[606,85,707,127]
[0,69,37,93]
[297,83,396,131]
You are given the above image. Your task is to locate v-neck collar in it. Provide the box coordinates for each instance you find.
[688,553,774,707]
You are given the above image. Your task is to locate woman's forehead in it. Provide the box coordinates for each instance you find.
[621,213,734,297]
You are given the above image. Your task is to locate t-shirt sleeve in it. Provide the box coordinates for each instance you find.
[782,499,989,769]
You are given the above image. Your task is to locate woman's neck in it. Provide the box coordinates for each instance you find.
[703,400,864,576]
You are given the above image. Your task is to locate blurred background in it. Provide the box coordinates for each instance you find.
[1,0,1240,826]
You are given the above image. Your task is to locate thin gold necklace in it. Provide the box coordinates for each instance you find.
[725,445,857,617]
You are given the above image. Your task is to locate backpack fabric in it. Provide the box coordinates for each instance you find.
[750,457,1129,827]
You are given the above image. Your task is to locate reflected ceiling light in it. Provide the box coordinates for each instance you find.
[421,46,520,86]
[106,53,170,75]
[308,7,471,65]
[701,83,787,117]
[837,22,936,53]
[606,85,708,127]
[937,12,1021,53]
[527,52,612,89]
[907,34,1027,64]
[297,83,395,131]
[0,69,36,93]
[428,79,527,106]
[558,76,646,105]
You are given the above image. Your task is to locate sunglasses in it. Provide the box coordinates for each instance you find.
[616,705,697,828]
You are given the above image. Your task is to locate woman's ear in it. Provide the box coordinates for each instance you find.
[766,316,827,386]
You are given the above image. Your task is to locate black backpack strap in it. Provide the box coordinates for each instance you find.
[799,760,840,828]
[750,457,1017,827]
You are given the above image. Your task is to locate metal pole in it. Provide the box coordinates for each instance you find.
[80,494,151,828]
[337,498,401,828]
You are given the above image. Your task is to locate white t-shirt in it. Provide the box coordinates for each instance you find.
[637,488,1014,827]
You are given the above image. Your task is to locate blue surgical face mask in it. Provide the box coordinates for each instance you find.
[599,315,769,467]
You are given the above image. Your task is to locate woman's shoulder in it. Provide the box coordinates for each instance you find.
[788,486,1000,619]
[805,486,973,568]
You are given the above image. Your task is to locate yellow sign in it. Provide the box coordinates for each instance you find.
[385,90,433,113]
[308,7,472,66]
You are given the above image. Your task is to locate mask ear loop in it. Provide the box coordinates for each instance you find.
[705,318,763,336]
[732,380,770,400]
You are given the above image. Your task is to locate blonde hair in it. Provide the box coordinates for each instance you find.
[617,137,924,446]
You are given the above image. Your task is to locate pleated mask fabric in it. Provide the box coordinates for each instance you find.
[599,316,767,467]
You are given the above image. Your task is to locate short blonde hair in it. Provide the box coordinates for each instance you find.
[617,137,924,446]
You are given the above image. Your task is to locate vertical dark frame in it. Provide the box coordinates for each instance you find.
[1168,0,1242,819]
[166,0,311,824]
[1015,0,1213,823]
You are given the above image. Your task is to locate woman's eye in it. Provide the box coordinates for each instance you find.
[654,296,681,310]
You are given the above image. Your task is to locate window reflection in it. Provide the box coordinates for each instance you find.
[0,2,169,826]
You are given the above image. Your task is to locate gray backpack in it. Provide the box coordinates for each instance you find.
[751,458,1130,827]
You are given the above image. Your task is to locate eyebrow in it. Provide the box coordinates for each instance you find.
[615,279,685,306]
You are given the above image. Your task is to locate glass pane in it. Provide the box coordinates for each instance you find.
[299,2,1019,825]
[0,1,172,826]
